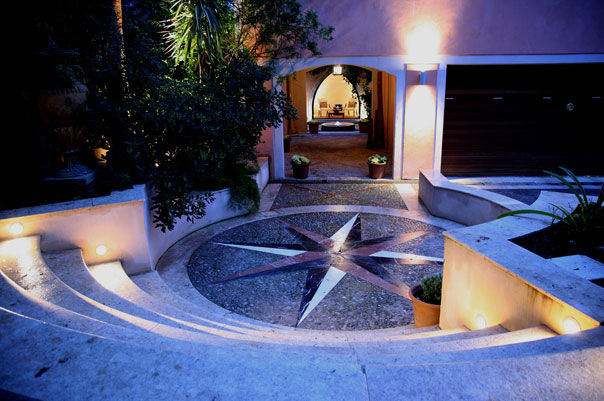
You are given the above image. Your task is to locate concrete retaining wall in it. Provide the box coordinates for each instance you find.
[0,157,270,274]
[418,169,526,225]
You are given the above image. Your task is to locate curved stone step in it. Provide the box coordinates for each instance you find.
[131,270,466,343]
[0,237,171,333]
[131,270,298,332]
[2,306,602,401]
[44,247,236,336]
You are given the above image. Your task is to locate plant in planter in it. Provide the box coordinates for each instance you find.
[283,135,291,152]
[308,120,320,134]
[358,118,371,134]
[367,154,387,179]
[291,155,310,179]
[409,274,442,328]
[498,167,604,262]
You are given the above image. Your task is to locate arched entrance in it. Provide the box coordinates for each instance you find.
[279,64,398,179]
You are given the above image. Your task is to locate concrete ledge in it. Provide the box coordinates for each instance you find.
[0,157,270,274]
[419,169,526,226]
[440,193,604,334]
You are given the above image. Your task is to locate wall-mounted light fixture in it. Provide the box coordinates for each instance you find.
[562,316,580,334]
[95,244,108,256]
[333,65,342,75]
[9,222,24,235]
[475,314,487,329]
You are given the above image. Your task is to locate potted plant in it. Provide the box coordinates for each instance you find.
[367,154,387,179]
[308,120,320,134]
[283,135,291,152]
[409,274,442,328]
[291,155,310,179]
[358,118,371,134]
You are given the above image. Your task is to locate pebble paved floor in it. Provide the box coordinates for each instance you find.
[284,132,393,178]
[187,182,462,330]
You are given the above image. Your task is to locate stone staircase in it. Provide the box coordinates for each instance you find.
[1,236,603,400]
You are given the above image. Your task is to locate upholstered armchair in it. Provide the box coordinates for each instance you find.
[318,98,330,117]
[344,98,357,117]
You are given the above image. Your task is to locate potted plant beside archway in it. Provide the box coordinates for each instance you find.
[291,155,310,179]
[409,274,442,328]
[308,120,320,134]
[367,154,387,179]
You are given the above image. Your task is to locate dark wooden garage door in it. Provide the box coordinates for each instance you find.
[441,64,604,176]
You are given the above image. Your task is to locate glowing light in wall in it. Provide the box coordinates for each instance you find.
[475,314,487,329]
[405,85,436,133]
[95,244,108,256]
[406,21,440,61]
[562,317,581,334]
[9,222,24,235]
[89,263,126,292]
[333,65,342,75]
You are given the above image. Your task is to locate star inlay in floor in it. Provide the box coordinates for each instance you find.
[188,212,445,330]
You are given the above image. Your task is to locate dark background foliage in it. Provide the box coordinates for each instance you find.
[5,0,331,231]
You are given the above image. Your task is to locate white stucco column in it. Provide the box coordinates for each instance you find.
[272,77,285,179]
[392,69,407,180]
[432,64,447,172]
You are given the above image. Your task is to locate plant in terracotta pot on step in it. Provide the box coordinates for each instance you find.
[308,120,320,134]
[367,154,387,179]
[409,274,442,328]
[291,155,310,179]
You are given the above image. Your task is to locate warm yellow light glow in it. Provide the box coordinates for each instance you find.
[475,314,487,329]
[89,263,127,292]
[9,223,24,235]
[333,65,342,75]
[405,85,436,132]
[95,244,108,256]
[406,22,440,60]
[0,237,33,255]
[563,317,581,334]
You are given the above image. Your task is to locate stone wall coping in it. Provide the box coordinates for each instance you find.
[445,197,604,324]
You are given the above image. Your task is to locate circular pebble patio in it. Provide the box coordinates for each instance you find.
[188,211,445,330]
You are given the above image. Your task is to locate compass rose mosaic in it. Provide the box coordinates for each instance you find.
[188,212,445,330]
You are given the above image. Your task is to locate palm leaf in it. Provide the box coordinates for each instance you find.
[543,169,587,210]
[559,166,589,207]
[497,209,565,222]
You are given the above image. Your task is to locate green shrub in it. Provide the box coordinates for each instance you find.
[291,155,310,165]
[497,167,604,235]
[367,154,387,164]
[419,274,442,305]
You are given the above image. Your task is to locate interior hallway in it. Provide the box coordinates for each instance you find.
[284,132,393,179]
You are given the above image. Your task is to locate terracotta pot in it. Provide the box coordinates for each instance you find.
[291,161,310,179]
[368,162,386,179]
[409,285,441,328]
[308,123,319,134]
[283,137,291,153]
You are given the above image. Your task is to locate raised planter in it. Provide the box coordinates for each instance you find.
[0,157,270,274]
[440,191,604,334]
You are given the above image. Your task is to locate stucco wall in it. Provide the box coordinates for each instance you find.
[300,0,604,57]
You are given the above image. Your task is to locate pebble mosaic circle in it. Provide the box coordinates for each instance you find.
[188,212,444,330]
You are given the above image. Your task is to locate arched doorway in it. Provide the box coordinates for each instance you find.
[281,64,396,179]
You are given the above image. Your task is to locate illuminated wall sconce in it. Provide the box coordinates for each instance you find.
[419,71,426,85]
[475,314,487,329]
[9,222,24,235]
[95,244,108,256]
[333,65,342,75]
[562,316,580,334]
